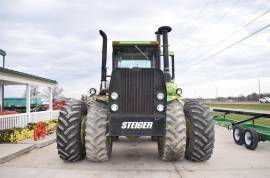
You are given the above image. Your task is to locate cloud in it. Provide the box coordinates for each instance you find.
[1,0,270,98]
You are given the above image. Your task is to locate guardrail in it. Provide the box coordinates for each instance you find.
[0,110,60,130]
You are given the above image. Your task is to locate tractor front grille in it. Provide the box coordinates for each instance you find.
[119,69,155,114]
[109,68,166,115]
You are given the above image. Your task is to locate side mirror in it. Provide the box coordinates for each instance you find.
[176,88,182,96]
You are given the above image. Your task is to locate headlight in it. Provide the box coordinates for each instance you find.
[176,88,182,96]
[111,104,119,112]
[89,88,96,96]
[111,92,119,100]
[156,104,164,112]
[156,92,165,100]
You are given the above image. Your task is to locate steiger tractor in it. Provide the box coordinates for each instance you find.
[56,26,215,162]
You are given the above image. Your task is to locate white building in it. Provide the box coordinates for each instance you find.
[0,67,59,130]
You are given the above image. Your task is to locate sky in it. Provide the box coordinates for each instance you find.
[0,0,270,99]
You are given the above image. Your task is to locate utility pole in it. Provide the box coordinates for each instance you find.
[215,85,218,101]
[258,78,261,97]
[0,49,6,111]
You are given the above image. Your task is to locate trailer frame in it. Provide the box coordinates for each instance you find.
[213,107,270,149]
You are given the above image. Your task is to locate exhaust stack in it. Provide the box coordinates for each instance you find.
[99,30,108,94]
[158,26,172,82]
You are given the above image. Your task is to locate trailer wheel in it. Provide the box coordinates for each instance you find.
[184,100,215,162]
[158,100,186,161]
[56,101,87,161]
[85,102,112,161]
[233,125,244,145]
[244,128,259,150]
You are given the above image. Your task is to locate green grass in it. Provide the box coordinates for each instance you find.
[208,103,270,111]
[211,112,270,127]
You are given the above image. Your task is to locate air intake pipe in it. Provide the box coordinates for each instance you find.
[99,30,107,94]
[158,26,172,82]
[155,31,161,69]
[155,31,161,43]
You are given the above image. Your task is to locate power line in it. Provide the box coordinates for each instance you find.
[188,9,270,67]
[207,0,241,34]
[180,0,211,42]
[180,0,240,46]
[191,23,270,68]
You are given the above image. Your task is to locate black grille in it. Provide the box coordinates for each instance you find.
[119,69,154,114]
[109,68,166,114]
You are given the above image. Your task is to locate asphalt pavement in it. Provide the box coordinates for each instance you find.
[0,126,270,178]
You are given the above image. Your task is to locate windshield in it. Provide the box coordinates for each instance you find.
[118,59,151,68]
[113,45,157,69]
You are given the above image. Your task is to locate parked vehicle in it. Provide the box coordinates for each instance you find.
[259,97,270,103]
[4,97,42,113]
[56,26,215,162]
[213,108,270,150]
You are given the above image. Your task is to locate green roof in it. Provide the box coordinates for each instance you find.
[113,41,159,45]
[0,67,57,84]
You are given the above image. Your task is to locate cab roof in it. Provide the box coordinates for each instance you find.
[112,41,159,46]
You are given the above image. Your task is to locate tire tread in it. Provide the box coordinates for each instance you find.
[56,101,87,162]
[184,100,215,162]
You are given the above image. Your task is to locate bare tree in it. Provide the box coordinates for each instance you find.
[23,85,40,98]
[42,85,64,101]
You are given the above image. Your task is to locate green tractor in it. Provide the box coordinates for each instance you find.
[56,26,215,162]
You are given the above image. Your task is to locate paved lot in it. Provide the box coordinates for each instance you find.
[0,126,270,178]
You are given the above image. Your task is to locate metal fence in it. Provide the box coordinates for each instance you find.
[0,110,60,130]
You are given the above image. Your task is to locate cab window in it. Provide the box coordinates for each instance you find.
[113,45,158,69]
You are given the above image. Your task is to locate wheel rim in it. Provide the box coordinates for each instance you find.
[234,128,240,141]
[245,131,252,145]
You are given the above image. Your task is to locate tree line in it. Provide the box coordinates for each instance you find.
[216,92,270,102]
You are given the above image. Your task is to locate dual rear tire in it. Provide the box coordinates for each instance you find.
[233,126,259,150]
[158,100,215,162]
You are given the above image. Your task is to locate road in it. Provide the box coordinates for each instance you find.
[0,126,270,178]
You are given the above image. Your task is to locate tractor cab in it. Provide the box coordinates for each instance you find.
[111,41,175,81]
[112,41,160,69]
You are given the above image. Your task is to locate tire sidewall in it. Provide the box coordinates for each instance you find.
[244,129,259,150]
[233,126,244,145]
[184,104,193,157]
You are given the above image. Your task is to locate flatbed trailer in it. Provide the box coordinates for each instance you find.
[212,107,270,150]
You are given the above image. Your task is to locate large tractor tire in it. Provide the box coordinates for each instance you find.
[184,100,215,162]
[158,100,186,161]
[56,101,87,161]
[85,102,112,161]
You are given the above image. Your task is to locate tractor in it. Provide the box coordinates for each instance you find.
[56,26,215,162]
